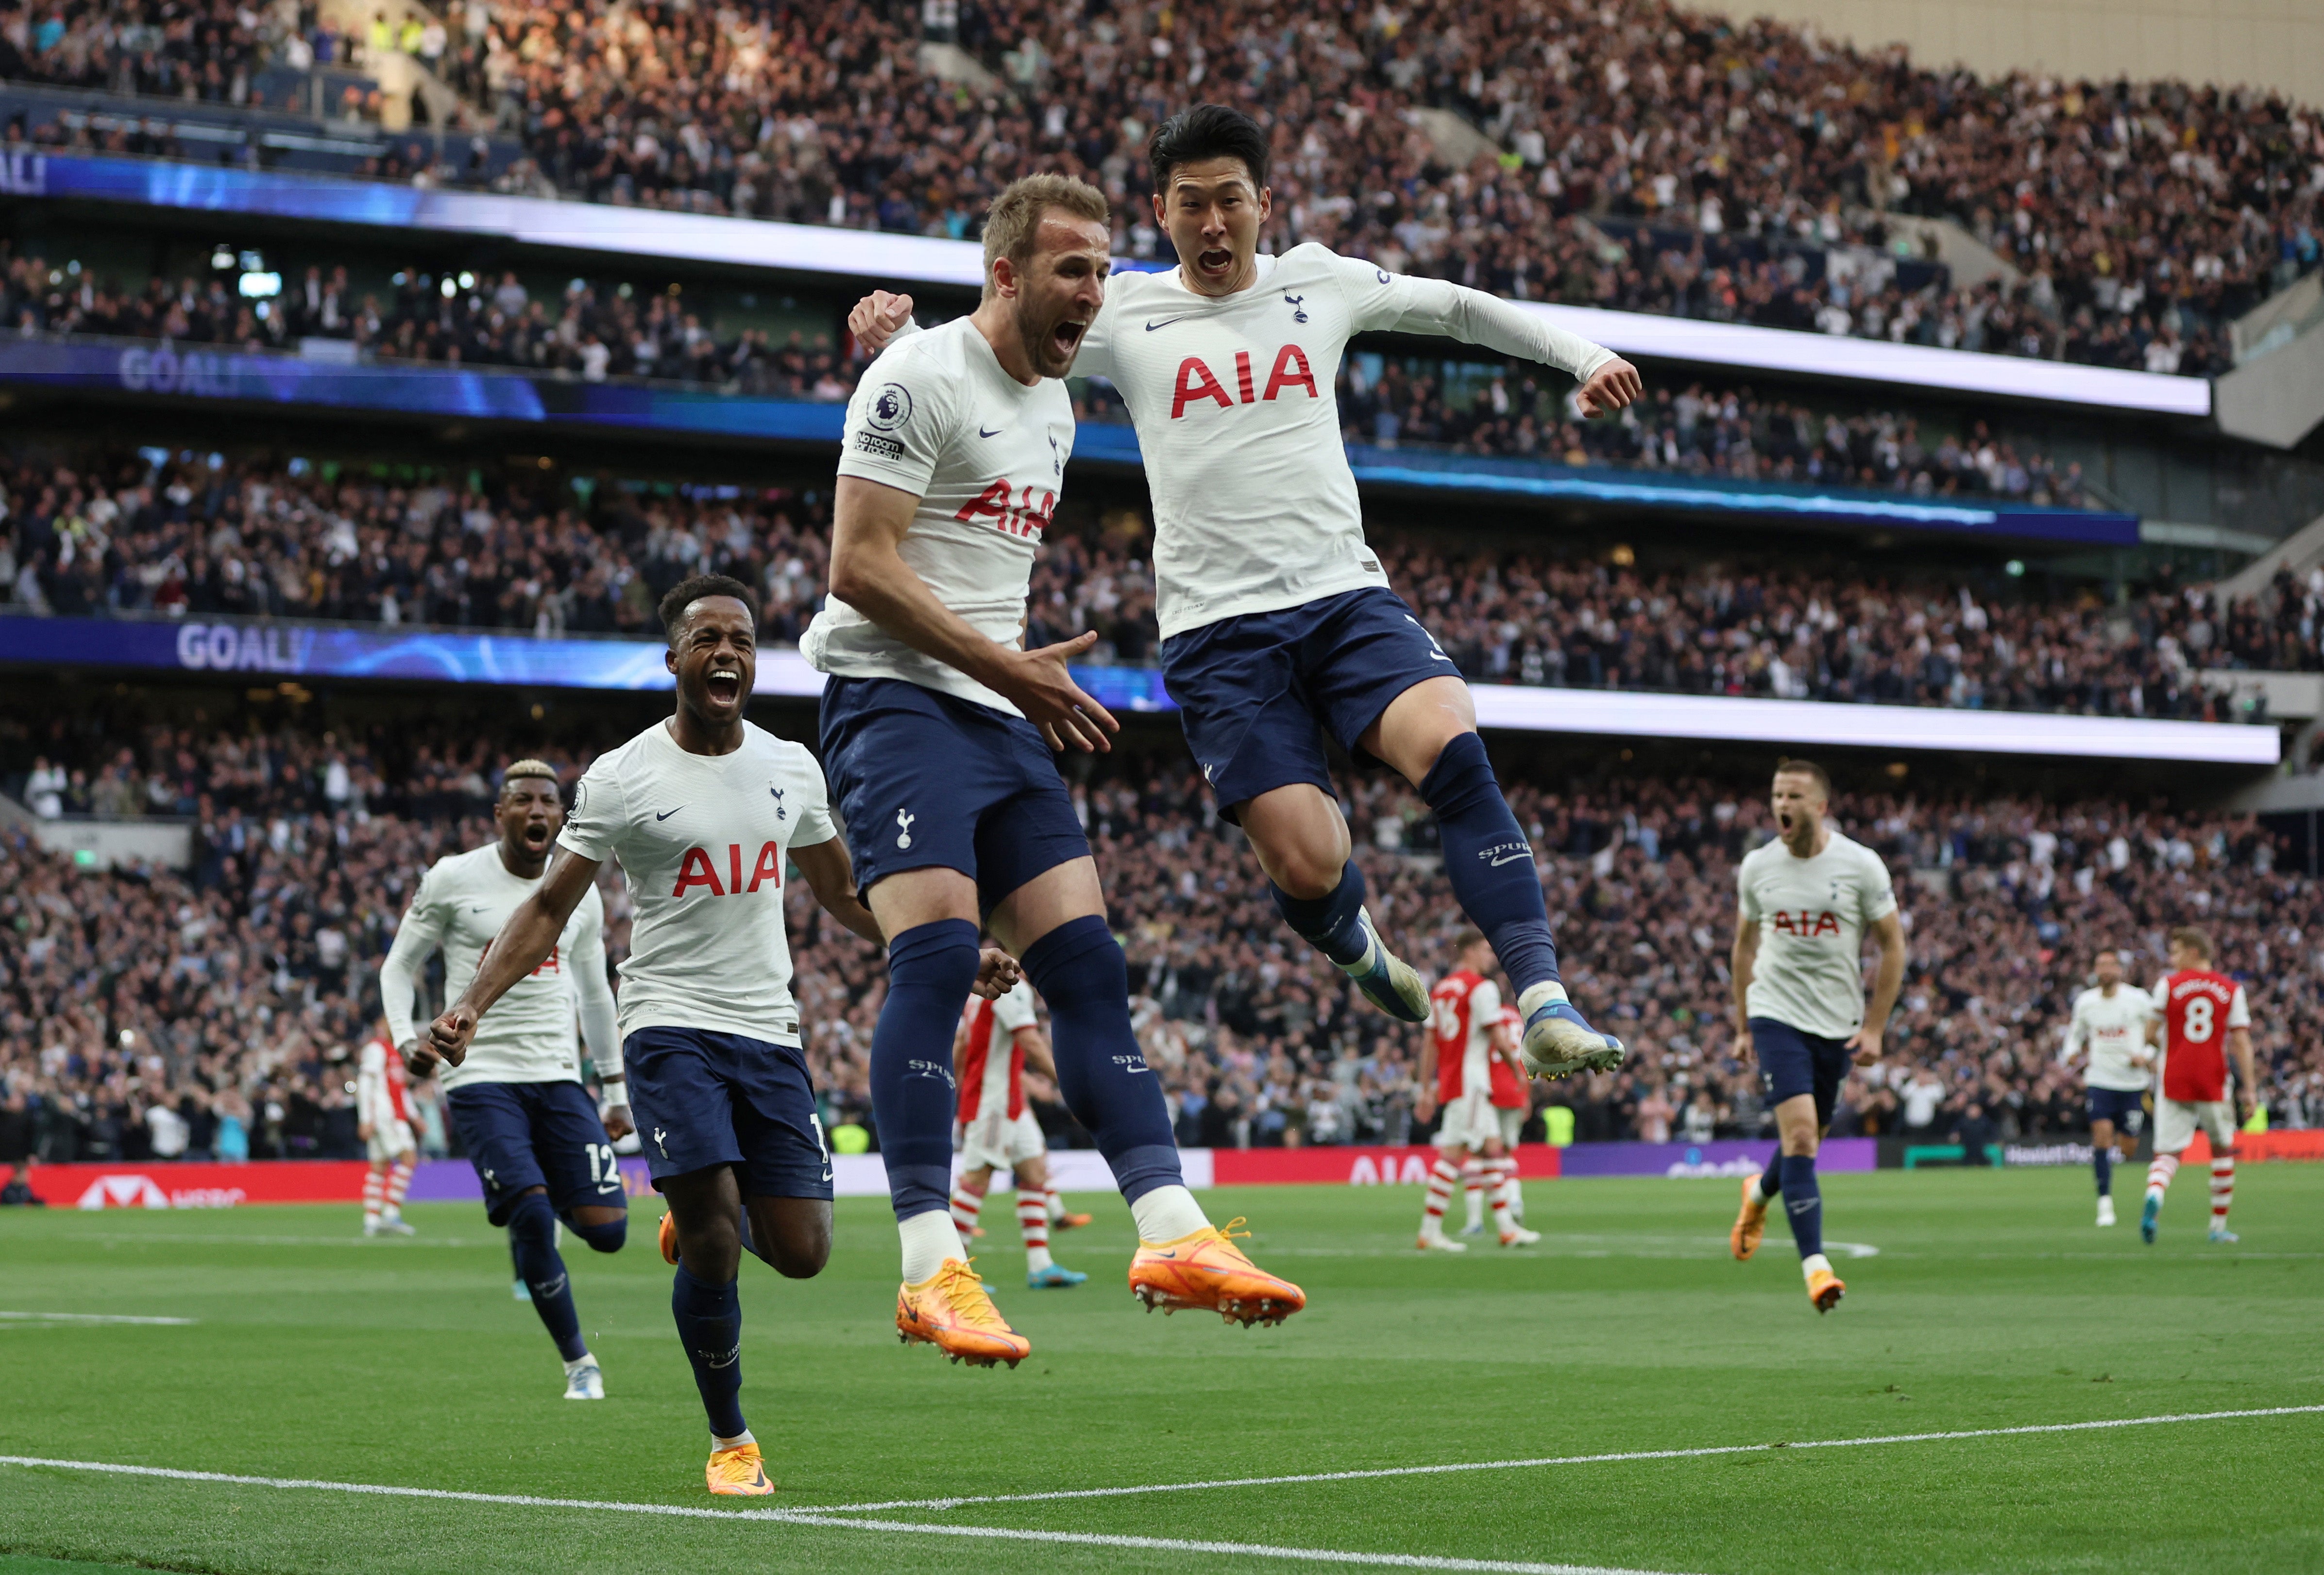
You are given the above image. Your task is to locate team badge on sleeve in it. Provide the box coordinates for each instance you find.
[867,383,915,431]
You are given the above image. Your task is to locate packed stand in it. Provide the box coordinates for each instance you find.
[16,0,2322,371]
[2,716,2320,1171]
[0,0,275,104]
[0,247,869,394]
[3,448,2309,720]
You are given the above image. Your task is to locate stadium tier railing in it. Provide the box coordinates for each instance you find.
[0,610,2280,764]
[0,148,2216,414]
[0,331,2141,542]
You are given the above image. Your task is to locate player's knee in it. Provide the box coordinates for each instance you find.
[887,918,982,996]
[762,1218,831,1279]
[1268,846,1344,902]
[567,1214,628,1254]
[506,1188,556,1240]
[1020,914,1128,1004]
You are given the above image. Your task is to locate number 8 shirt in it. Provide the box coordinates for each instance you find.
[2150,966,2249,1103]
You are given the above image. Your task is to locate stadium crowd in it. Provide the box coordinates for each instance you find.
[0,448,2313,717]
[0,713,2318,1173]
[10,0,2320,373]
[0,240,2106,505]
[0,247,862,394]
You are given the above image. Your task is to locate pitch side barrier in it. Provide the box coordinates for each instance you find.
[0,149,2213,415]
[0,613,2279,766]
[25,1134,2319,1209]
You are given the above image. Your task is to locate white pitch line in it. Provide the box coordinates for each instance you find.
[0,1456,1683,1575]
[808,1404,2324,1513]
[0,1311,197,1326]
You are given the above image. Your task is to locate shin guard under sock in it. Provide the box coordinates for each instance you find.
[1419,733,1560,995]
[1021,915,1183,1203]
[869,919,981,1221]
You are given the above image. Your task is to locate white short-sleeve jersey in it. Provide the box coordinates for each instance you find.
[379,843,614,1091]
[556,719,836,1045]
[2066,984,2157,1092]
[1736,831,1899,1040]
[958,979,1040,1123]
[1068,244,1612,639]
[805,315,1073,714]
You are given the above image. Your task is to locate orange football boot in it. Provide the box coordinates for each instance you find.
[1731,1176,1767,1261]
[1806,1266,1846,1313]
[896,1259,1031,1368]
[1053,1208,1094,1231]
[706,1441,773,1497]
[658,1209,680,1266]
[1128,1218,1306,1327]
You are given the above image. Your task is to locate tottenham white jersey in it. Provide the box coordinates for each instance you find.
[1069,244,1613,638]
[557,718,835,1044]
[808,314,1073,714]
[2066,984,2156,1092]
[380,843,617,1091]
[1737,831,1898,1040]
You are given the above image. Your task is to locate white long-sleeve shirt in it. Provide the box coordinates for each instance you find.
[881,245,1615,641]
[378,843,619,1091]
[1069,245,1614,638]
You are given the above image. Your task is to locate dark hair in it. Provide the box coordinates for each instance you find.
[1774,757,1832,798]
[1149,103,1270,194]
[658,573,758,646]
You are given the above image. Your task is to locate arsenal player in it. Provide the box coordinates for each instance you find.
[2141,927,2258,1245]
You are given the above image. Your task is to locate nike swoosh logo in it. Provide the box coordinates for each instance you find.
[1489,853,1530,866]
[655,807,682,821]
[978,426,1002,437]
[1144,316,1191,331]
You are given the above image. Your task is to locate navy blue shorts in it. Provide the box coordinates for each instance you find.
[819,675,1092,916]
[444,1080,619,1227]
[1159,586,1457,820]
[625,1027,833,1199]
[1751,1018,1854,1129]
[2087,1086,2148,1132]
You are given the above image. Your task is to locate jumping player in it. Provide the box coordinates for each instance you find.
[811,172,1303,1368]
[2063,946,2155,1227]
[2141,927,2256,1245]
[948,978,1086,1288]
[386,760,625,1400]
[1415,931,1538,1251]
[1727,761,1906,1313]
[430,575,1018,1495]
[354,1021,417,1238]
[848,103,1641,1084]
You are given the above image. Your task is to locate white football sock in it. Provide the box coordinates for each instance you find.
[1129,1184,1209,1243]
[562,1352,594,1375]
[713,1429,755,1450]
[1801,1252,1833,1281]
[899,1209,963,1283]
[1747,1175,1770,1206]
[1026,1245,1055,1273]
[1515,981,1569,1017]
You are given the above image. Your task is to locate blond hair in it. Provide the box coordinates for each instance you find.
[981,174,1109,300]
[499,759,559,797]
[2168,925,2213,962]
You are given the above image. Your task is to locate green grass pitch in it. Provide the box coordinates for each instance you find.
[2,1166,2320,1574]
